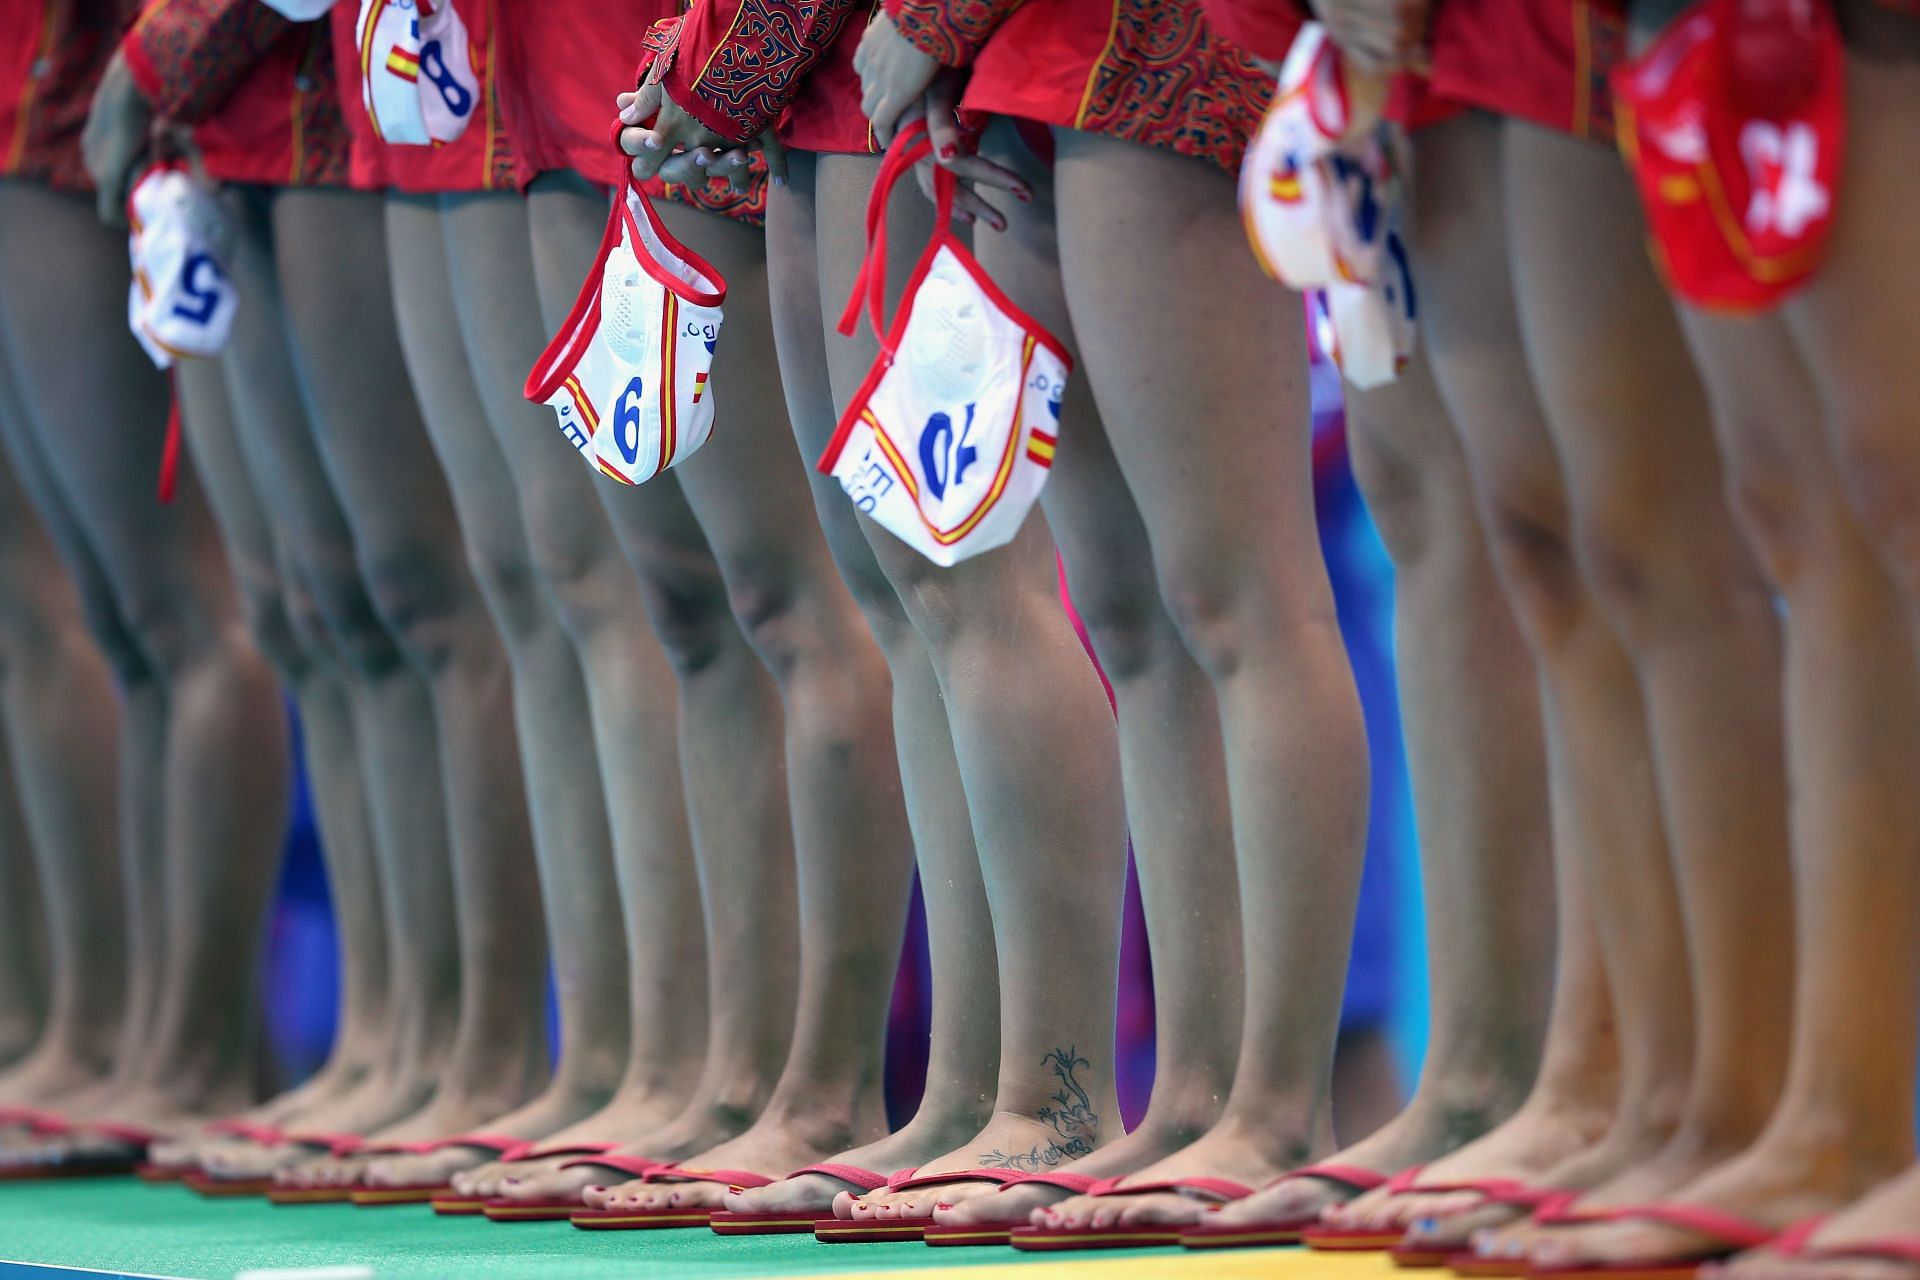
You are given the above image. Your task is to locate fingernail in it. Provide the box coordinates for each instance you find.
[935,1203,953,1212]
[1015,189,1031,202]
[621,106,639,123]
[1414,1217,1436,1235]
[773,175,787,188]
[938,144,957,160]
[644,136,661,150]
[694,154,709,166]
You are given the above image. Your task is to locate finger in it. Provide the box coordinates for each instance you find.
[925,77,964,158]
[656,152,706,185]
[618,82,662,125]
[952,184,1005,232]
[916,162,971,223]
[941,153,1029,201]
[756,127,788,187]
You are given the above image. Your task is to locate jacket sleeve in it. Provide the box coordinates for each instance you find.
[121,0,299,123]
[880,0,1024,67]
[659,0,866,143]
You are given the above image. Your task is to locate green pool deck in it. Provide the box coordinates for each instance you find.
[0,1179,1404,1280]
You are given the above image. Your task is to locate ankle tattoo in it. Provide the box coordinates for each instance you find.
[978,1048,1100,1172]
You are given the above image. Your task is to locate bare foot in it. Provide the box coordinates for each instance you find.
[708,1106,993,1220]
[1321,1093,1614,1251]
[1520,1132,1911,1276]
[1713,1163,1920,1280]
[359,1082,617,1192]
[446,1087,690,1201]
[582,1103,891,1217]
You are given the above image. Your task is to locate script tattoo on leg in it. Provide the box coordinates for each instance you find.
[977,1048,1100,1171]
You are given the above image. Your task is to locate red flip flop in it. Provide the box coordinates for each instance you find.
[353,1133,546,1207]
[1286,1165,1429,1251]
[1179,1161,1400,1251]
[264,1133,368,1204]
[476,1147,644,1221]
[140,1120,288,1183]
[922,1170,1098,1247]
[568,1165,767,1230]
[1011,1176,1258,1251]
[1389,1183,1576,1268]
[709,1163,912,1236]
[185,1171,277,1198]
[0,1108,69,1136]
[1526,1203,1790,1279]
[819,1168,1031,1243]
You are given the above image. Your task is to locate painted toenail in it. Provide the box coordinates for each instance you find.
[935,1203,952,1212]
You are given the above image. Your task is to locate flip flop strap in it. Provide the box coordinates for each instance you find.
[87,1123,155,1147]
[1816,1236,1920,1265]
[646,1166,777,1189]
[0,1108,68,1133]
[1095,1176,1256,1203]
[1284,1162,1393,1194]
[1000,1170,1098,1194]
[515,1141,618,1162]
[890,1167,1029,1194]
[284,1131,364,1156]
[1383,1164,1427,1194]
[1603,1202,1778,1250]
[1767,1217,1826,1256]
[786,1162,890,1192]
[1412,1177,1538,1202]
[557,1154,666,1179]
[207,1120,285,1144]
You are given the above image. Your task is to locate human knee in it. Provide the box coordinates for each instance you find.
[1839,415,1920,598]
[357,547,474,674]
[1477,488,1588,645]
[301,558,406,679]
[237,580,309,680]
[1348,426,1439,563]
[1718,422,1821,588]
[634,564,736,677]
[462,536,549,648]
[1155,555,1274,680]
[722,560,813,683]
[1061,560,1175,683]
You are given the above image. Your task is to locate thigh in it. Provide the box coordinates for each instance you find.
[271,188,467,561]
[0,182,228,610]
[438,189,622,560]
[1407,115,1571,530]
[964,123,1161,609]
[1783,5,1920,485]
[1048,130,1323,596]
[1500,122,1723,522]
[174,354,280,601]
[764,150,914,613]
[215,188,364,588]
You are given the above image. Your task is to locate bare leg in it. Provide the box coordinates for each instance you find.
[1352,116,1679,1253]
[355,189,636,1192]
[501,175,976,1212]
[0,181,286,1132]
[1016,130,1367,1236]
[1547,11,1920,1269]
[0,396,126,1107]
[803,146,1128,1227]
[1505,120,1793,1210]
[1226,341,1560,1230]
[914,124,1242,1233]
[267,189,542,1182]
[0,737,45,1066]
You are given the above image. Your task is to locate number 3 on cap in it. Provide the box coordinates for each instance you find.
[614,376,645,466]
